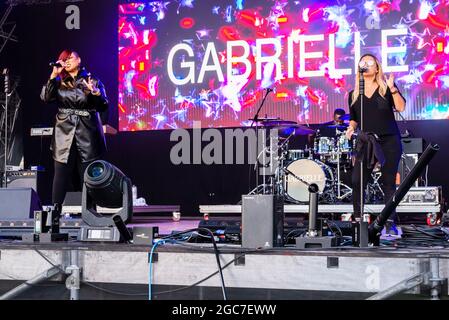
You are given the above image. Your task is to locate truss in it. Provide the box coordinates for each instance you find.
[0,3,17,55]
[0,73,21,168]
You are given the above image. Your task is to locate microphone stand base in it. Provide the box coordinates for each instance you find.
[296,236,340,249]
[352,221,369,247]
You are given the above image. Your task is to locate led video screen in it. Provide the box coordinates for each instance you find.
[118,0,449,131]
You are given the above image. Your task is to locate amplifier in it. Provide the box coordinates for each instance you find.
[1,170,42,193]
[401,138,424,154]
[400,187,441,206]
[397,154,419,187]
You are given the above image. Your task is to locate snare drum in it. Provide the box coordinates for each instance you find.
[285,159,334,202]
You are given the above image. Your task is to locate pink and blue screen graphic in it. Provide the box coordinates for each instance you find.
[118,0,449,131]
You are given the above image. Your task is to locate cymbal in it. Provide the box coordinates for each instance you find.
[260,119,298,127]
[248,117,279,123]
[268,124,315,136]
[327,124,348,130]
[293,125,316,135]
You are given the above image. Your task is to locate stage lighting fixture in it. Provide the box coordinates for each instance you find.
[80,160,133,242]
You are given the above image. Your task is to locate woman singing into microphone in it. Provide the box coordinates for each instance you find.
[40,49,108,210]
[346,54,406,233]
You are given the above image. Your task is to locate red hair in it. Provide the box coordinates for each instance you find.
[57,49,79,80]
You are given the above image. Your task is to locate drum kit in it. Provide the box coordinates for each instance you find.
[251,115,384,204]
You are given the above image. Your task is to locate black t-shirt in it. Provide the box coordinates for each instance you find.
[349,86,403,136]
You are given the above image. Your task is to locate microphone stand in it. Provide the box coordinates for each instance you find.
[250,88,273,194]
[356,69,368,247]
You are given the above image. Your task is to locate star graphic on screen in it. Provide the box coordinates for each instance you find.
[417,0,438,19]
[296,86,308,98]
[397,69,424,87]
[423,63,436,71]
[268,1,288,30]
[177,0,194,14]
[196,29,212,40]
[199,89,211,100]
[174,89,183,104]
[415,27,435,49]
[212,6,220,15]
[393,16,419,30]
[149,2,170,21]
[152,101,169,129]
[215,78,248,112]
[202,100,221,119]
[170,109,188,122]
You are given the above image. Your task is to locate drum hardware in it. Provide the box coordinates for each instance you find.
[252,124,292,195]
[366,171,384,204]
[333,130,353,201]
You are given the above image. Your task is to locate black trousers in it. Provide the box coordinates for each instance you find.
[52,142,95,206]
[352,134,402,222]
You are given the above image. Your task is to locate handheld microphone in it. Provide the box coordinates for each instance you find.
[358,61,368,73]
[49,62,62,68]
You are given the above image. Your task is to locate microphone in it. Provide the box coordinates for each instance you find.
[358,61,368,73]
[49,62,62,68]
[266,87,275,93]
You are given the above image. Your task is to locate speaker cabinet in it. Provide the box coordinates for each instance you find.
[0,188,42,220]
[242,194,284,248]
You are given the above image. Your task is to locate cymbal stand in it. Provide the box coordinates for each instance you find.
[274,131,295,197]
[366,171,384,203]
[335,131,352,201]
[250,89,273,195]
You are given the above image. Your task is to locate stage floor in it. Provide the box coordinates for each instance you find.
[0,221,448,300]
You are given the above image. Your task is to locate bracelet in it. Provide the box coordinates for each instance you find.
[91,89,101,96]
[391,89,399,95]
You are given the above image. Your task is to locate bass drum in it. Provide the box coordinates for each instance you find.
[285,159,334,202]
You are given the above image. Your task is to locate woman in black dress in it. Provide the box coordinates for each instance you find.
[346,53,406,232]
[41,49,108,208]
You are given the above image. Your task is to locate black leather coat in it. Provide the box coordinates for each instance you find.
[40,69,108,164]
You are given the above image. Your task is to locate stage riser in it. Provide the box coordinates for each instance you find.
[1,247,448,296]
[200,204,441,215]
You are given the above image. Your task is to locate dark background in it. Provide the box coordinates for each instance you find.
[0,0,447,214]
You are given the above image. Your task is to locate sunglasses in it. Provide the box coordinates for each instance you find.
[360,60,376,67]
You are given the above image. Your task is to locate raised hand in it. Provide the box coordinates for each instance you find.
[82,76,100,95]
[346,125,354,139]
[385,73,395,90]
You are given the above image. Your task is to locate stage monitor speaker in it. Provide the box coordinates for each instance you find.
[397,154,419,187]
[0,188,42,220]
[242,194,284,248]
[401,138,424,154]
[63,192,82,206]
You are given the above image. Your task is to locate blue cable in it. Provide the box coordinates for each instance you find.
[148,240,163,300]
